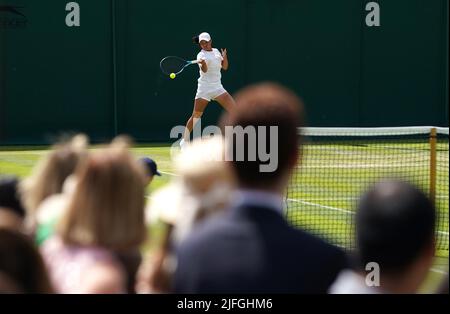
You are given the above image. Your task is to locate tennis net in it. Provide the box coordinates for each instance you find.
[285,126,449,256]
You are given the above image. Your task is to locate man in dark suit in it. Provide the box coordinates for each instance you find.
[174,82,348,293]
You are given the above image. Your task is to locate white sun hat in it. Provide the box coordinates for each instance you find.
[198,32,211,42]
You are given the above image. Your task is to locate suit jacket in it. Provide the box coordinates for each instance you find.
[174,202,348,293]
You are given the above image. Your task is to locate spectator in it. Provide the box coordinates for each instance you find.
[41,142,147,293]
[0,228,54,293]
[139,157,161,187]
[19,134,88,235]
[0,176,26,231]
[169,135,234,244]
[137,136,234,293]
[329,180,436,294]
[174,82,348,293]
[34,175,78,246]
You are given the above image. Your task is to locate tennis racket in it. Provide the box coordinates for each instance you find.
[159,56,201,76]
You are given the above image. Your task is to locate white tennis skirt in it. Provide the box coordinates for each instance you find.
[195,82,227,102]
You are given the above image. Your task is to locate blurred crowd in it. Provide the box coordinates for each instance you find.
[0,82,448,294]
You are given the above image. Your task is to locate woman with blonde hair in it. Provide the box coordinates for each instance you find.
[20,134,88,234]
[41,141,147,293]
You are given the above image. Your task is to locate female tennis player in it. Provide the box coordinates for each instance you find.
[180,32,236,148]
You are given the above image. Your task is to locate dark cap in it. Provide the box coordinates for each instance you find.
[139,157,161,177]
[0,176,26,217]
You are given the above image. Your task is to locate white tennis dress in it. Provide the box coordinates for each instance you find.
[195,48,227,101]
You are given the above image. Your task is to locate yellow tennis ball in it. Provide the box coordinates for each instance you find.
[170,73,176,79]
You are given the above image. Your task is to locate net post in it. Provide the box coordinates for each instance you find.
[429,127,437,206]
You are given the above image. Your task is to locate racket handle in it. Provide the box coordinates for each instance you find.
[190,59,203,64]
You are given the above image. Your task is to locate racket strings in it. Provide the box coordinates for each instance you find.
[160,56,188,75]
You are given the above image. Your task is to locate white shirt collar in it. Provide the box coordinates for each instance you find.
[232,189,284,214]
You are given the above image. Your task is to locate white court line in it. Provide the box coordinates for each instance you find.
[290,196,448,200]
[299,164,428,169]
[293,197,360,201]
[298,196,447,200]
[287,198,449,237]
[430,268,448,275]
[158,170,178,176]
[287,198,355,215]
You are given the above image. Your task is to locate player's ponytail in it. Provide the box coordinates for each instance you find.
[192,35,199,44]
